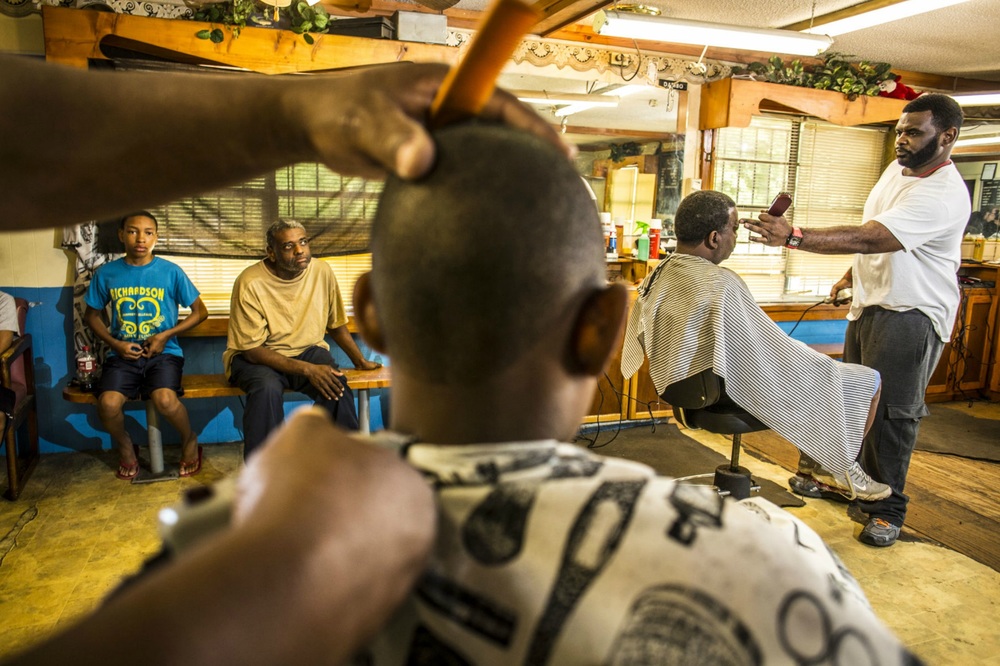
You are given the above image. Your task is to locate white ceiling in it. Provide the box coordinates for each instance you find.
[442,0,1000,149]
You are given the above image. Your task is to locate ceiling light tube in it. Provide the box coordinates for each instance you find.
[512,90,621,107]
[593,10,833,57]
[951,93,1000,107]
[800,0,971,37]
[551,84,646,118]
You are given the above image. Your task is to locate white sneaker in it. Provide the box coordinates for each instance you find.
[813,462,892,502]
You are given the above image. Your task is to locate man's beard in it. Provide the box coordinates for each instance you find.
[897,133,941,168]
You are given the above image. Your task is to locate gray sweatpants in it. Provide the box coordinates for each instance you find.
[845,306,945,527]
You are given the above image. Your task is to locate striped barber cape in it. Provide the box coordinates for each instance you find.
[621,253,877,474]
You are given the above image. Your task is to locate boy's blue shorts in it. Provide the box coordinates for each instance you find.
[98,353,185,400]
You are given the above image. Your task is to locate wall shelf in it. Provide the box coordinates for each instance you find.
[41,6,458,73]
[700,77,909,130]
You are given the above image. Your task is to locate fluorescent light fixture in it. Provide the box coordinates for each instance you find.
[593,10,833,57]
[552,84,647,118]
[801,0,971,37]
[951,93,1000,107]
[513,90,620,107]
[955,135,1000,148]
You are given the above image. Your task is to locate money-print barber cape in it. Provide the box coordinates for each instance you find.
[84,257,200,358]
[361,434,917,665]
[621,253,877,475]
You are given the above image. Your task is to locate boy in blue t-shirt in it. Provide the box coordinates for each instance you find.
[85,211,208,479]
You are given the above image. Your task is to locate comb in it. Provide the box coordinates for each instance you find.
[429,0,541,128]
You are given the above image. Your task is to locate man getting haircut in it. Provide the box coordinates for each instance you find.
[351,123,915,665]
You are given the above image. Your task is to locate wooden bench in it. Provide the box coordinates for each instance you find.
[63,367,392,476]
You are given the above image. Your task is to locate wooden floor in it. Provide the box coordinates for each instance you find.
[740,409,1000,572]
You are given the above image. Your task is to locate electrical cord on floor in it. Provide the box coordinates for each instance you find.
[578,372,663,450]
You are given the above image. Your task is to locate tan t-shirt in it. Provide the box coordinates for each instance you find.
[223,260,348,378]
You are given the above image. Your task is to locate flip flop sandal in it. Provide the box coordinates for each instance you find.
[116,444,141,480]
[180,445,203,478]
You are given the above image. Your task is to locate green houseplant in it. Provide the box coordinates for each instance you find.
[734,53,894,101]
[192,0,332,44]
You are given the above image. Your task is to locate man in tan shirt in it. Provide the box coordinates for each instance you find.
[225,220,381,457]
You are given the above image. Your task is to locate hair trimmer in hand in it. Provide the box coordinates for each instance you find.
[766,192,792,217]
[823,288,853,306]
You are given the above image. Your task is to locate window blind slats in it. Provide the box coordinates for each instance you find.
[173,254,372,316]
[713,115,887,301]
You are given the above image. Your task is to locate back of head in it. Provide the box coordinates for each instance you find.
[674,190,735,243]
[903,93,964,134]
[372,123,605,384]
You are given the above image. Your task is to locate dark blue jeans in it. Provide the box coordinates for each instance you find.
[845,306,944,527]
[230,346,359,459]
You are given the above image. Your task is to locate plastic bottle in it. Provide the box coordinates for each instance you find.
[607,225,617,260]
[635,231,650,262]
[614,217,625,258]
[973,234,986,261]
[76,345,97,392]
[648,218,662,260]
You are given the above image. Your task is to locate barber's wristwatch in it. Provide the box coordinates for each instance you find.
[784,226,803,249]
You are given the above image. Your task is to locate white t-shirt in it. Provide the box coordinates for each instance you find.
[0,292,19,336]
[849,162,970,341]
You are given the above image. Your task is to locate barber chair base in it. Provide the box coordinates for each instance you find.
[676,464,760,501]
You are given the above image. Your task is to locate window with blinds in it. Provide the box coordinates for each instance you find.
[148,161,381,316]
[170,254,372,316]
[152,163,381,259]
[713,115,888,301]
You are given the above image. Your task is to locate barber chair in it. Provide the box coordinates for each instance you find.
[659,369,764,500]
[2,297,39,500]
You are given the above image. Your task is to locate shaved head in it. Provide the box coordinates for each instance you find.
[371,123,605,384]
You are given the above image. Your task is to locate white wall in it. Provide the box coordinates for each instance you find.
[0,13,44,55]
[0,229,75,288]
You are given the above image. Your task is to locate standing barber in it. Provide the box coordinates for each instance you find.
[744,93,970,548]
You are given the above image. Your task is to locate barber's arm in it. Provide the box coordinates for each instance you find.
[743,215,904,255]
[329,325,381,371]
[5,408,436,666]
[0,56,569,229]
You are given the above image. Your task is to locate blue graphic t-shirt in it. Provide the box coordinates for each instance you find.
[85,257,200,358]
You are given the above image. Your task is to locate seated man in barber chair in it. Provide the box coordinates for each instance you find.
[622,190,889,502]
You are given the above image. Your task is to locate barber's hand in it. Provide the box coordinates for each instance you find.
[301,362,345,401]
[830,277,852,303]
[294,63,573,181]
[233,408,436,660]
[742,211,792,247]
[235,407,433,533]
[356,359,382,371]
[113,339,144,360]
